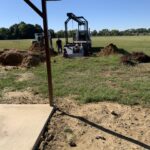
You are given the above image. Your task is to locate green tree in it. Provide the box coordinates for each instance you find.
[91,30,98,36]
[0,28,10,40]
[56,30,65,38]
[35,24,43,33]
[99,29,110,36]
[110,30,120,36]
[18,22,35,39]
[9,24,19,39]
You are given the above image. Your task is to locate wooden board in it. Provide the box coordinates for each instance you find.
[0,104,53,150]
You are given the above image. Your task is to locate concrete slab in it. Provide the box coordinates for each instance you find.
[0,104,53,150]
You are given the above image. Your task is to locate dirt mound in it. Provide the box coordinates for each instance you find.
[120,55,136,66]
[22,54,41,68]
[131,52,150,63]
[98,44,128,56]
[0,49,47,67]
[29,42,45,52]
[29,42,57,56]
[0,50,24,66]
[121,52,150,65]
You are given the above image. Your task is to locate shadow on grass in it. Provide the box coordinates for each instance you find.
[56,108,150,149]
[118,48,130,55]
[92,47,103,53]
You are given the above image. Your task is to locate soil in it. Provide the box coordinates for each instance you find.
[98,44,129,56]
[21,54,41,68]
[29,42,45,52]
[0,49,45,68]
[29,42,58,56]
[0,50,24,66]
[17,72,35,82]
[97,44,150,66]
[1,90,48,104]
[121,52,150,65]
[38,98,150,150]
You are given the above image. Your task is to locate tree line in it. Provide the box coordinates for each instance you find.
[91,28,150,36]
[0,22,43,40]
[0,22,75,39]
[55,28,150,37]
[1,22,150,40]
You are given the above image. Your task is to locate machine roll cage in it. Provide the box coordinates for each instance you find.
[65,13,89,44]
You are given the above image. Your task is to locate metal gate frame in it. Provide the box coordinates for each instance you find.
[24,0,61,106]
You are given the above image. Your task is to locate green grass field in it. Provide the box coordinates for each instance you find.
[0,36,150,106]
[0,39,32,50]
[1,36,150,54]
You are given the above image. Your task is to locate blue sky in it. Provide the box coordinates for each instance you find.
[0,0,150,31]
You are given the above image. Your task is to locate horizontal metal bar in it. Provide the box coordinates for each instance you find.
[24,0,43,18]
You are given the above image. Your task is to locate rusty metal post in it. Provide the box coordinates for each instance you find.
[24,0,61,106]
[42,0,53,106]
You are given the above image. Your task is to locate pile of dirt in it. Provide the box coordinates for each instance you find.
[21,54,41,68]
[29,42,57,56]
[98,43,128,56]
[121,52,150,65]
[0,50,24,66]
[97,44,150,66]
[29,42,45,52]
[0,49,47,68]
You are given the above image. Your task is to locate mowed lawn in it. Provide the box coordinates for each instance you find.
[0,39,32,50]
[1,36,150,54]
[0,36,150,106]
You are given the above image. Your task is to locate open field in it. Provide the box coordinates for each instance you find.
[0,36,150,149]
[0,39,31,50]
[0,36,150,106]
[93,36,150,55]
[1,36,150,54]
